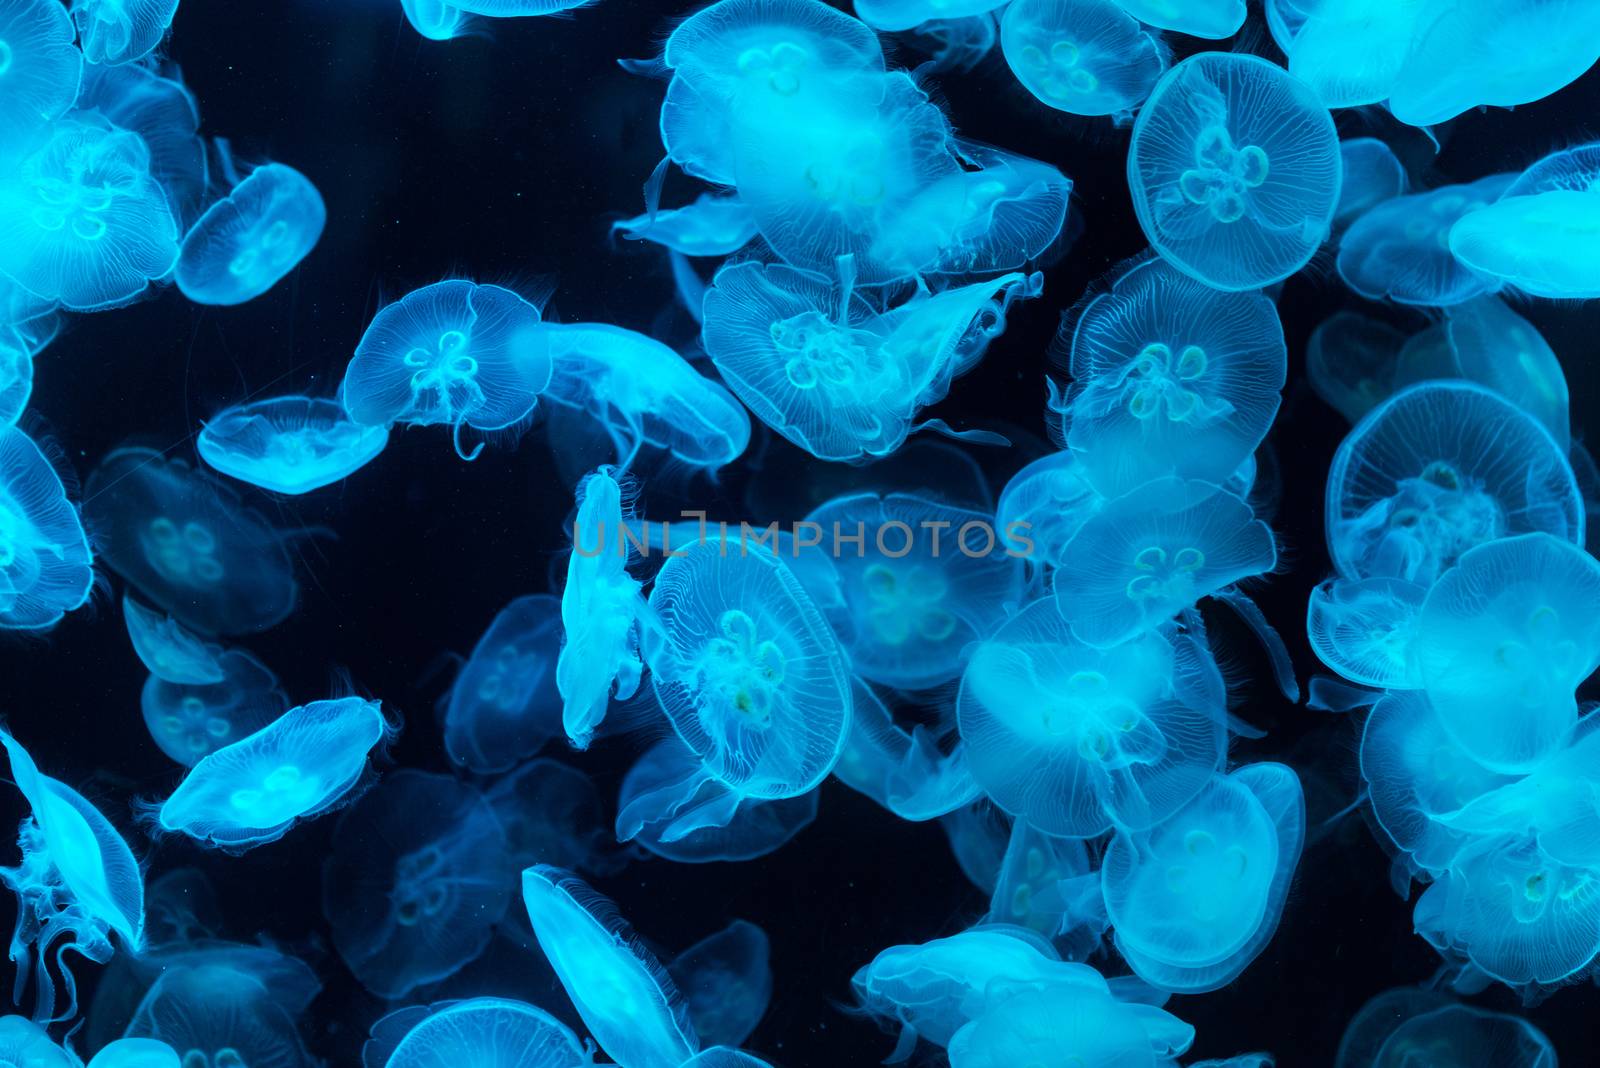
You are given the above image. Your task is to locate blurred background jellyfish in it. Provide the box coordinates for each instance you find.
[445,593,563,773]
[1304,311,1410,426]
[668,920,771,1049]
[154,695,391,850]
[70,0,181,67]
[1305,576,1426,691]
[140,648,289,766]
[1357,1000,1556,1068]
[0,731,144,1024]
[485,758,620,874]
[834,679,981,823]
[986,819,1107,957]
[175,162,325,306]
[1000,0,1165,117]
[0,0,82,149]
[1128,53,1340,291]
[324,770,513,999]
[995,450,1102,570]
[0,425,94,631]
[125,961,317,1068]
[122,594,226,685]
[1333,138,1406,229]
[363,997,591,1068]
[73,61,209,230]
[1336,175,1516,306]
[0,1016,76,1068]
[197,395,388,495]
[1449,187,1600,299]
[1441,297,1569,449]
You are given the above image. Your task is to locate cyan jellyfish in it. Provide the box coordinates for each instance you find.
[521,865,699,1068]
[1335,174,1517,306]
[0,425,94,631]
[340,279,553,460]
[1367,1003,1557,1068]
[957,598,1227,837]
[84,446,298,636]
[323,770,513,999]
[125,962,317,1068]
[1128,53,1341,291]
[87,1038,180,1068]
[363,998,592,1068]
[197,395,388,495]
[1306,576,1426,691]
[175,163,325,306]
[1101,763,1305,993]
[140,649,289,766]
[154,695,392,850]
[0,0,82,148]
[1449,190,1600,300]
[1286,0,1427,109]
[834,678,981,822]
[1305,311,1409,425]
[400,0,470,40]
[1504,140,1600,199]
[485,758,620,874]
[1000,0,1166,118]
[0,1017,74,1068]
[1334,987,1454,1068]
[668,920,770,1049]
[1325,381,1583,586]
[941,802,1010,893]
[75,62,209,230]
[679,1051,773,1068]
[854,0,1007,32]
[70,0,180,66]
[987,818,1106,958]
[445,0,591,17]
[0,321,38,429]
[613,193,757,258]
[1334,138,1407,229]
[1109,0,1243,38]
[123,594,226,685]
[994,451,1101,569]
[1443,297,1569,449]
[445,594,563,773]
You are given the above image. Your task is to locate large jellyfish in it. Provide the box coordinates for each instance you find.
[1449,189,1600,300]
[323,771,513,999]
[122,594,226,685]
[140,649,289,766]
[1304,311,1410,425]
[0,0,82,148]
[1305,576,1426,691]
[197,395,388,495]
[154,696,392,850]
[0,425,94,631]
[1285,0,1428,110]
[125,962,317,1068]
[1333,138,1407,228]
[1129,53,1339,291]
[363,998,592,1068]
[957,598,1227,837]
[70,0,181,67]
[1000,0,1166,118]
[668,920,771,1049]
[446,593,563,772]
[0,732,144,1024]
[175,163,325,306]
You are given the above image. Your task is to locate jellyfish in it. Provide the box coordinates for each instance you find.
[0,731,144,1024]
[1443,297,1569,449]
[0,425,94,631]
[994,451,1101,569]
[1102,763,1305,993]
[668,920,771,1049]
[521,865,699,1068]
[363,998,592,1068]
[1062,257,1285,498]
[1448,190,1600,300]
[175,163,325,306]
[0,117,179,311]
[1000,0,1166,118]
[1325,381,1583,586]
[1334,987,1455,1068]
[340,279,553,460]
[0,1017,75,1068]
[986,818,1106,958]
[197,395,389,495]
[957,598,1226,837]
[941,802,1011,894]
[1335,174,1517,306]
[70,0,180,66]
[1128,53,1341,291]
[74,62,209,230]
[834,679,982,822]
[444,594,563,772]
[679,1051,773,1068]
[0,0,82,149]
[0,323,37,429]
[444,0,590,16]
[1367,1003,1557,1068]
[1306,576,1426,691]
[122,595,226,686]
[485,758,620,874]
[87,1038,180,1068]
[323,770,513,999]
[1304,311,1410,425]
[1286,0,1428,109]
[907,13,1001,73]
[154,696,392,850]
[612,193,757,257]
[854,0,1007,32]
[1109,0,1243,38]
[400,0,470,40]
[141,650,289,767]
[125,962,317,1068]
[1333,138,1407,228]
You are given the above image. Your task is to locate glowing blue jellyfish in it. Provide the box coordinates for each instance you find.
[154,696,392,850]
[341,280,552,460]
[1335,988,1454,1068]
[83,446,298,636]
[364,998,591,1068]
[995,451,1101,568]
[446,0,590,16]
[987,818,1106,956]
[445,594,563,772]
[123,594,226,685]
[958,598,1226,837]
[0,732,144,1024]
[74,62,208,231]
[834,679,981,822]
[1128,53,1340,291]
[1110,0,1242,38]
[1443,298,1569,450]
[1449,190,1600,300]
[485,758,619,873]
[1334,138,1406,228]
[0,1017,74,1068]
[0,118,179,311]
[87,1037,180,1068]
[0,322,38,429]
[1000,0,1165,117]
[1305,311,1409,425]
[1368,1003,1556,1068]
[400,0,469,40]
[141,650,289,766]
[1336,175,1516,306]
[680,1051,773,1068]
[1063,258,1285,498]
[1286,0,1426,109]
[323,770,513,999]
[521,865,699,1068]
[197,395,388,495]
[1102,763,1305,993]
[613,194,757,257]
[668,920,770,1049]
[175,163,324,306]
[0,0,82,148]
[0,426,93,631]
[70,0,180,66]
[1326,382,1583,586]
[126,962,317,1068]
[854,0,1007,32]
[1306,576,1426,691]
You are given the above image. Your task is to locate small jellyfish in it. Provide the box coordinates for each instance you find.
[70,0,180,66]
[0,0,82,148]
[140,649,289,766]
[1110,0,1243,38]
[1334,138,1407,229]
[1101,763,1305,993]
[1443,297,1569,449]
[0,425,94,631]
[987,818,1106,958]
[1306,576,1426,690]
[854,0,1008,32]
[486,758,619,874]
[1304,311,1409,424]
[521,865,699,1068]
[400,0,470,40]
[1449,190,1600,300]
[834,678,981,822]
[154,696,392,850]
[668,920,771,1049]
[197,395,388,495]
[364,998,592,1068]
[122,594,227,685]
[994,451,1101,569]
[175,163,325,306]
[1128,53,1341,291]
[0,731,145,1024]
[323,771,513,999]
[445,594,563,773]
[1001,0,1165,118]
[613,193,758,257]
[126,963,317,1068]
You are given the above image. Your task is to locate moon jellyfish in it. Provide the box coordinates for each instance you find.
[324,770,513,999]
[446,594,563,772]
[1305,311,1410,425]
[399,0,469,39]
[1335,987,1454,1068]
[1109,0,1242,38]
[957,598,1226,837]
[175,163,325,306]
[1336,175,1517,306]
[0,731,144,1024]
[0,322,38,429]
[70,0,180,66]
[74,62,208,230]
[1102,763,1305,993]
[87,1038,179,1068]
[1325,381,1583,586]
[854,0,1007,31]
[1368,1003,1557,1068]
[834,679,981,822]
[197,395,388,495]
[363,998,591,1068]
[447,0,590,16]
[140,649,289,766]
[1306,576,1426,691]
[613,193,757,257]
[668,920,771,1049]
[1286,0,1427,110]
[154,696,392,850]
[987,819,1106,956]
[0,0,82,148]
[0,1017,74,1068]
[1442,297,1569,449]
[1128,53,1340,291]
[485,759,620,874]
[1334,138,1406,228]
[680,1051,772,1068]
[995,451,1101,568]
[521,865,699,1068]
[1000,0,1166,118]
[1449,190,1600,299]
[0,425,94,631]
[123,595,226,685]
[126,962,317,1068]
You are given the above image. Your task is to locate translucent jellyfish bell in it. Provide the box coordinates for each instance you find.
[994,450,1102,568]
[834,678,982,822]
[668,920,771,1049]
[1443,297,1569,450]
[446,593,563,773]
[1306,576,1426,690]
[1336,175,1516,306]
[1110,0,1243,38]
[1305,311,1410,425]
[613,193,758,257]
[125,962,317,1068]
[1129,53,1340,291]
[1449,190,1600,300]
[0,0,82,148]
[854,0,1008,32]
[74,62,209,230]
[175,163,325,306]
[1334,138,1407,228]
[1371,1004,1557,1068]
[70,0,181,66]
[0,323,37,429]
[486,758,620,874]
[123,594,226,685]
[86,1037,180,1068]
[1000,0,1166,118]
[0,425,94,631]
[364,998,592,1068]
[400,0,470,40]
[0,1016,74,1068]
[198,395,389,495]
[140,649,289,766]
[1286,0,1427,110]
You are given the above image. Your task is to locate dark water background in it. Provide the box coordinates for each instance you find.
[2,2,1598,1065]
